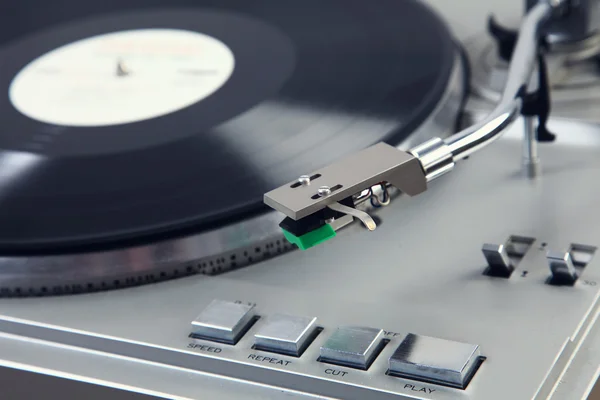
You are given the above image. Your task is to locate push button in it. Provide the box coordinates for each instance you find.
[388,333,482,389]
[319,326,385,370]
[191,300,257,344]
[254,314,319,356]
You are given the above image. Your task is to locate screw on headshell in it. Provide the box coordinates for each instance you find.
[298,175,311,186]
[318,186,332,197]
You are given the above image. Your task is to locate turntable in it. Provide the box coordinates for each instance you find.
[0,1,599,399]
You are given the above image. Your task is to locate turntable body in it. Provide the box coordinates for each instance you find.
[0,1,600,400]
[0,120,599,400]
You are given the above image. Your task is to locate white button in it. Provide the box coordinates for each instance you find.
[191,300,256,344]
[254,314,318,356]
[388,333,482,388]
[319,326,385,369]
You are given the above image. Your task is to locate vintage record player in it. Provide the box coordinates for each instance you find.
[0,0,599,399]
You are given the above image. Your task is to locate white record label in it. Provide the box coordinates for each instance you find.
[8,29,235,127]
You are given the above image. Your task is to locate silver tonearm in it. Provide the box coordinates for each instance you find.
[263,0,576,235]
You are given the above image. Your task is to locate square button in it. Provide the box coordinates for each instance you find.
[319,326,385,369]
[191,300,256,344]
[388,333,482,388]
[254,314,318,356]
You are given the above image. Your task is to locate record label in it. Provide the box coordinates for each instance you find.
[8,29,235,127]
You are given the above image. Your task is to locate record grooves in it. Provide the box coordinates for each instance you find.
[0,0,466,295]
[0,0,459,255]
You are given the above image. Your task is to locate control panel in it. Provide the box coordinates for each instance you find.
[189,300,483,391]
[0,139,598,400]
[482,235,597,285]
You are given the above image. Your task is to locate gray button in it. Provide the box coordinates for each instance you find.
[320,326,384,369]
[389,333,481,388]
[191,300,256,344]
[254,314,318,356]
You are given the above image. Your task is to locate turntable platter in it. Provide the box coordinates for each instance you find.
[0,0,460,253]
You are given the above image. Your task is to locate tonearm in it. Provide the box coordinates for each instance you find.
[263,0,595,250]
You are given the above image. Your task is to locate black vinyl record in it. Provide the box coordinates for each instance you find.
[0,0,458,253]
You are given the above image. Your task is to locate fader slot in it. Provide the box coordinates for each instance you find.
[568,243,597,268]
[482,235,535,278]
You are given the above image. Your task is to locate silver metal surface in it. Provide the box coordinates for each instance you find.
[0,48,465,296]
[569,244,598,267]
[191,300,256,343]
[408,138,455,181]
[328,214,355,232]
[327,202,377,231]
[504,235,536,258]
[254,314,318,356]
[319,327,385,369]
[547,251,579,285]
[522,116,540,177]
[0,118,598,399]
[298,176,311,186]
[482,243,515,276]
[318,187,331,197]
[388,333,481,389]
[263,143,427,220]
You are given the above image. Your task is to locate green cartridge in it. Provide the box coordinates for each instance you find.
[281,224,336,251]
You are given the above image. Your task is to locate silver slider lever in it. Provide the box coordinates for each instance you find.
[547,251,578,285]
[482,243,515,277]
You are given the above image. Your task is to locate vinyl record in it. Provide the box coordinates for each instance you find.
[0,0,458,253]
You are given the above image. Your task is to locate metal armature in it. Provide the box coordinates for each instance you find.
[411,1,555,181]
[264,1,568,224]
